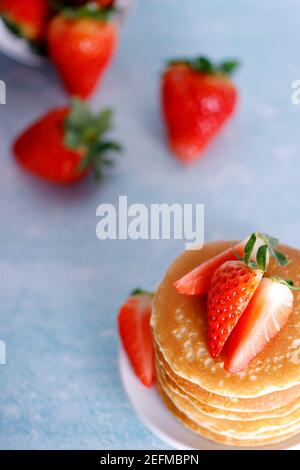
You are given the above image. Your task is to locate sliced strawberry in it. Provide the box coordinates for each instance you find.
[207,261,263,358]
[174,239,247,295]
[224,278,294,373]
[118,290,154,387]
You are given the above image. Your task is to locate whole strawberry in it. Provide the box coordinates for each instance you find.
[47,3,118,98]
[0,0,49,41]
[161,56,239,163]
[13,98,121,184]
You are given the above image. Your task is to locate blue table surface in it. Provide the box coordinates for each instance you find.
[1,0,300,450]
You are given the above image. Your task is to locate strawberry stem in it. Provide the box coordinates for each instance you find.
[168,56,239,76]
[244,233,257,265]
[269,277,300,291]
[233,232,289,272]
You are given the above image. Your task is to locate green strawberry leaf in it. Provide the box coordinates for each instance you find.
[64,98,121,181]
[65,98,92,130]
[235,232,290,273]
[271,277,300,291]
[218,60,240,75]
[93,108,113,136]
[256,244,268,271]
[130,288,154,297]
[191,57,214,74]
[64,130,83,150]
[256,232,290,267]
[244,233,257,265]
[274,250,289,266]
[61,3,116,21]
[1,15,23,38]
[168,56,239,76]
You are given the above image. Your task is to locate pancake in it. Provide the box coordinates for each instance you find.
[155,357,300,421]
[155,340,300,412]
[151,241,300,446]
[156,382,298,447]
[156,366,300,438]
[151,242,300,398]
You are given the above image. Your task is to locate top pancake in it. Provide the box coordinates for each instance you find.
[151,241,300,398]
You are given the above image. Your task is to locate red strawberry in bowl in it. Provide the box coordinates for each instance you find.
[0,0,49,41]
[95,0,115,6]
[224,278,295,373]
[47,3,118,98]
[59,0,115,6]
[161,56,239,163]
[118,289,155,387]
[13,98,121,184]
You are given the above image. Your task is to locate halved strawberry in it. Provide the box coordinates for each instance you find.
[174,232,284,296]
[206,233,289,358]
[174,239,247,296]
[118,289,154,387]
[207,261,263,358]
[224,278,294,373]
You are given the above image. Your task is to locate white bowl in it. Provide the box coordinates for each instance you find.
[0,20,46,67]
[119,348,300,450]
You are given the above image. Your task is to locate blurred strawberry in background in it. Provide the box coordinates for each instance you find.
[0,0,50,41]
[47,3,118,97]
[59,0,115,6]
[14,98,121,184]
[96,0,115,6]
[161,56,239,163]
[0,2,120,96]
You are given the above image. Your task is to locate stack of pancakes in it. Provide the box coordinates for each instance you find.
[151,241,300,446]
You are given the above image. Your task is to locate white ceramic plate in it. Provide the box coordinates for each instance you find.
[0,0,136,67]
[119,348,300,450]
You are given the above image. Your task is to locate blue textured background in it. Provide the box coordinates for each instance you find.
[0,0,300,449]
